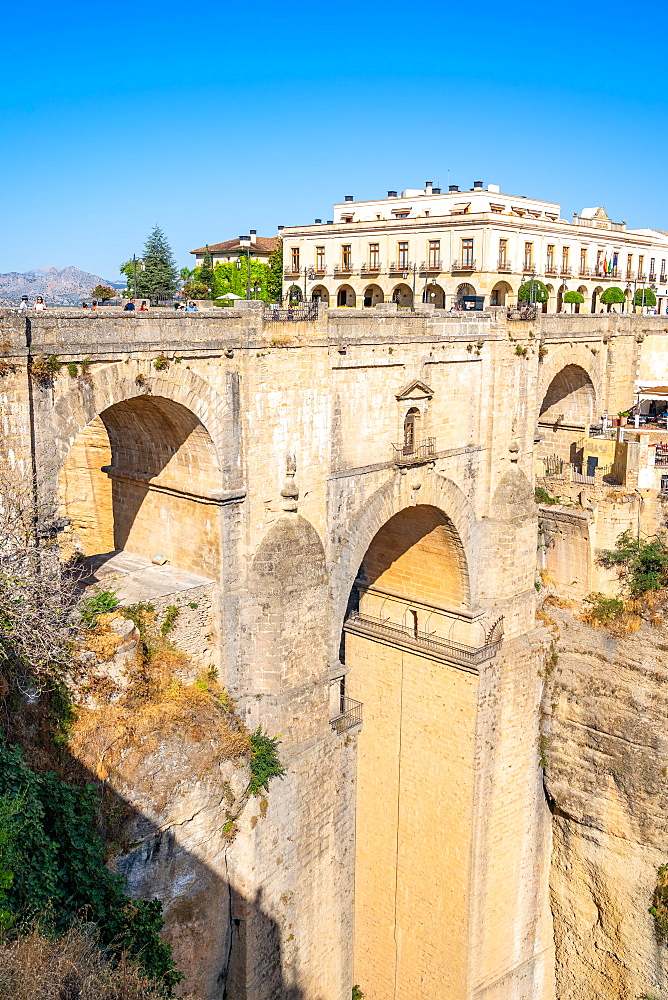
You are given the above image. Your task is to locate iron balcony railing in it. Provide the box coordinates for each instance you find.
[522,264,536,274]
[284,266,301,276]
[655,447,668,467]
[344,612,503,670]
[330,697,363,735]
[392,437,435,465]
[497,259,512,271]
[266,303,319,321]
[545,263,558,274]
[388,260,413,273]
[334,263,354,274]
[560,266,572,276]
[420,259,442,271]
[360,262,382,273]
[451,259,477,271]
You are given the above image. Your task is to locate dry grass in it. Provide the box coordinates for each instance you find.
[0,925,174,1000]
[535,608,558,629]
[69,658,250,782]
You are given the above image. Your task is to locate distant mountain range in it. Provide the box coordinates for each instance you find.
[0,266,122,306]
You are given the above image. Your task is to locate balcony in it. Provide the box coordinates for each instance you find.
[330,697,363,735]
[579,267,592,277]
[451,259,477,272]
[545,263,558,275]
[360,261,382,273]
[343,611,504,670]
[638,273,647,281]
[560,267,572,276]
[392,437,435,466]
[497,258,512,271]
[284,266,300,276]
[389,260,413,274]
[626,270,635,280]
[313,266,327,276]
[522,263,536,275]
[420,259,442,271]
[661,274,667,284]
[334,263,354,274]
[649,272,657,283]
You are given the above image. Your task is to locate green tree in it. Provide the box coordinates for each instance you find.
[209,259,269,303]
[0,741,180,992]
[517,279,549,304]
[90,285,115,302]
[563,290,584,313]
[121,227,178,303]
[600,286,626,312]
[266,240,283,302]
[634,287,657,308]
[198,247,214,297]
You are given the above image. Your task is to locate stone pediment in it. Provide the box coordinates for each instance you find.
[395,379,434,401]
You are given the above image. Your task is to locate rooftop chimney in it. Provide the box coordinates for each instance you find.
[327,220,333,224]
[249,229,257,242]
[433,187,441,194]
[473,180,483,190]
[425,181,433,195]
[344,195,354,202]
[388,190,397,198]
[449,184,459,192]
[239,235,251,247]
[277,225,284,231]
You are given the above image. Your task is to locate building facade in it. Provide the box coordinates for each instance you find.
[191,231,278,267]
[281,181,668,313]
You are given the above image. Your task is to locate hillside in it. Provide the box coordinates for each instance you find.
[0,266,119,305]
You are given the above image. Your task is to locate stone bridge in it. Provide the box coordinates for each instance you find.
[1,304,666,1000]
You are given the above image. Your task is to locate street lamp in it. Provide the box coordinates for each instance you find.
[401,263,418,306]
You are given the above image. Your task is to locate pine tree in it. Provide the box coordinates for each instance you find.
[138,226,179,302]
[198,246,214,297]
[266,240,283,302]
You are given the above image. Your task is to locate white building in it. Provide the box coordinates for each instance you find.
[191,231,279,267]
[280,181,668,312]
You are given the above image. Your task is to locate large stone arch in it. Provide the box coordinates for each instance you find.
[537,343,602,419]
[49,360,233,475]
[329,470,479,661]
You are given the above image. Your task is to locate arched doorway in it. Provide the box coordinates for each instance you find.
[423,283,445,308]
[311,284,329,305]
[341,504,479,1000]
[577,285,588,313]
[556,284,567,313]
[336,284,356,307]
[391,283,413,307]
[490,281,512,306]
[402,406,420,455]
[455,282,476,308]
[591,286,603,313]
[538,364,597,463]
[543,283,554,314]
[287,284,302,304]
[363,284,384,307]
[59,395,222,579]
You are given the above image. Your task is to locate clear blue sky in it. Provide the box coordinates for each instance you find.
[1,0,664,279]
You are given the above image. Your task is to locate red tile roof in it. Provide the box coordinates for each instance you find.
[190,236,279,255]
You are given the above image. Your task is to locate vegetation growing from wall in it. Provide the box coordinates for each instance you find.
[583,593,625,624]
[535,486,560,505]
[650,864,668,939]
[599,530,668,595]
[248,728,286,796]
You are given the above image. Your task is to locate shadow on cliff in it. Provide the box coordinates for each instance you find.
[6,706,307,1000]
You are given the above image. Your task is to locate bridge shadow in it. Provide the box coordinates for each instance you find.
[4,698,308,1000]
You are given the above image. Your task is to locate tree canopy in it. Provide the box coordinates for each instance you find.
[266,240,283,303]
[120,226,178,302]
[90,285,115,302]
[600,286,626,305]
[517,279,549,303]
[563,291,584,304]
[634,287,657,307]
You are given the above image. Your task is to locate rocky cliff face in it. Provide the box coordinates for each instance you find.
[542,605,668,999]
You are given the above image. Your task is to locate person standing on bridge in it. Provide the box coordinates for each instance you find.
[185,301,198,312]
[34,296,46,311]
[124,298,136,311]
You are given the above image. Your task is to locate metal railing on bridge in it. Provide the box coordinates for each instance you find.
[344,612,503,670]
[329,697,363,734]
[392,437,436,466]
[265,303,319,322]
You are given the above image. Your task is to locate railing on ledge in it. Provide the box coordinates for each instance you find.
[451,259,477,271]
[265,303,319,321]
[420,260,442,271]
[497,259,512,271]
[360,262,382,273]
[330,697,363,735]
[344,612,504,670]
[388,260,413,273]
[392,437,435,465]
[333,264,354,274]
[560,267,572,276]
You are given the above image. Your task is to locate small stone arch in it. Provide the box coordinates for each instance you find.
[538,344,602,414]
[456,282,476,299]
[556,284,568,313]
[287,284,303,303]
[391,283,413,307]
[310,284,330,305]
[577,285,588,313]
[363,284,384,307]
[423,282,446,308]
[490,281,512,307]
[336,284,356,307]
[591,285,604,313]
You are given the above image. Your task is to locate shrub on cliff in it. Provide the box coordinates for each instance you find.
[0,740,181,993]
[0,924,170,1000]
[599,530,668,595]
